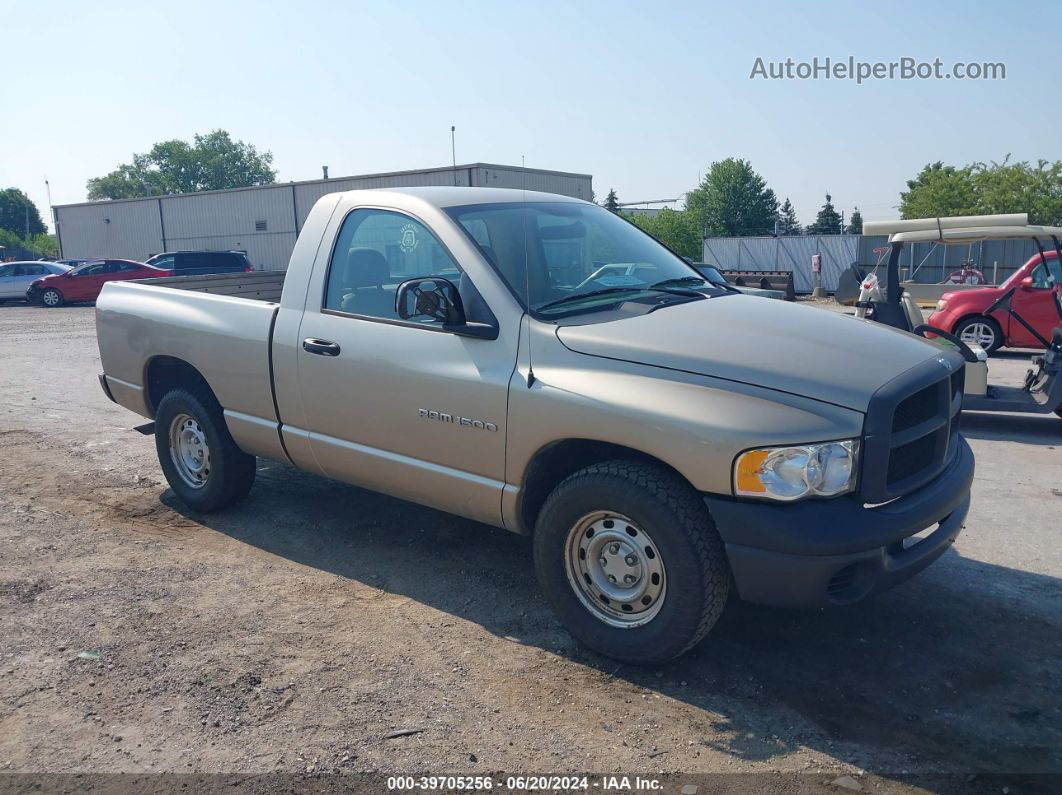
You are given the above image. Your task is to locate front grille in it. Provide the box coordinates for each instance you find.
[860,355,964,503]
[893,384,937,432]
[887,432,938,484]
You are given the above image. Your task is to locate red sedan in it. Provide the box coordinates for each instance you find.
[928,249,1062,352]
[28,259,172,307]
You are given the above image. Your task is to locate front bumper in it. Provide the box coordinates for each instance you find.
[704,435,974,607]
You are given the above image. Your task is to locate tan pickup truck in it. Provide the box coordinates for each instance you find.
[96,187,974,664]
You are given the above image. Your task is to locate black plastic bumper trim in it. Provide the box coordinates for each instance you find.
[98,373,116,404]
[704,436,973,607]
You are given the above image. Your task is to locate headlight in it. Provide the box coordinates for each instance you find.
[936,299,948,312]
[734,440,859,501]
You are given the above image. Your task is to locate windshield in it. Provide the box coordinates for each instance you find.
[696,265,729,286]
[68,260,105,275]
[445,201,710,315]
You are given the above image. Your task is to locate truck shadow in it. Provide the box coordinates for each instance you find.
[164,461,1062,781]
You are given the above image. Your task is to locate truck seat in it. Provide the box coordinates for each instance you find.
[337,248,396,317]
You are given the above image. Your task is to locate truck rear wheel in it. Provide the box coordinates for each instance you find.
[154,386,256,512]
[533,461,729,664]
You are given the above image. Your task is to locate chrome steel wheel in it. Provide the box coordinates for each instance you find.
[564,512,666,628]
[41,289,61,307]
[959,321,996,349]
[168,413,211,489]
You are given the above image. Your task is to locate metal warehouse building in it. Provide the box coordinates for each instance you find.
[53,163,593,271]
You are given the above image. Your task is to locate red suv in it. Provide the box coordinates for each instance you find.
[28,259,172,307]
[927,250,1062,353]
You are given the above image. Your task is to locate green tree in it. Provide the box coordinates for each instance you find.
[685,158,779,237]
[972,158,1062,225]
[87,130,277,199]
[778,198,801,235]
[625,208,702,260]
[603,188,620,212]
[847,206,863,234]
[0,228,55,258]
[898,157,1062,225]
[898,162,979,219]
[806,193,843,235]
[0,188,46,238]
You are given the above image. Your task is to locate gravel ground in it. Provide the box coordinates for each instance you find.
[0,302,1059,793]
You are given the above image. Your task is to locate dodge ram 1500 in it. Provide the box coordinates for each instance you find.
[96,187,974,663]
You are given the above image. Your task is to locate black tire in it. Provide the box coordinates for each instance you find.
[954,315,1002,354]
[154,385,256,512]
[532,460,729,665]
[40,288,64,308]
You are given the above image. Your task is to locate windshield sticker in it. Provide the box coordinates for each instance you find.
[399,224,419,253]
[596,274,643,287]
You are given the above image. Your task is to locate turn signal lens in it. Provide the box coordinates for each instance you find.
[734,440,859,502]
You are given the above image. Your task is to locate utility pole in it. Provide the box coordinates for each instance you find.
[45,177,59,257]
[451,126,457,186]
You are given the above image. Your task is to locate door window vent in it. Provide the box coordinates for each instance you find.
[255,220,267,231]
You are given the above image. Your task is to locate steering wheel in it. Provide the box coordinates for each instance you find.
[913,324,980,363]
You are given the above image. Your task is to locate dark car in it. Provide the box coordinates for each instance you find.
[28,259,172,307]
[145,250,253,276]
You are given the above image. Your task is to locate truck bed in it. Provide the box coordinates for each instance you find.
[96,274,286,461]
[136,270,286,303]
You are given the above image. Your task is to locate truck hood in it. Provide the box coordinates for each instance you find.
[555,295,948,412]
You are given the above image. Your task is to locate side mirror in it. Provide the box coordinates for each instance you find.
[395,277,497,339]
[1021,276,1035,288]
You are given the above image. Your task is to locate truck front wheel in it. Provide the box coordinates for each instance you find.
[154,386,256,512]
[533,461,729,664]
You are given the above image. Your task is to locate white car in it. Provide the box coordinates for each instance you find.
[0,261,72,303]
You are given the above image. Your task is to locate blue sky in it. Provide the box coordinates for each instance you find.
[3,0,1057,232]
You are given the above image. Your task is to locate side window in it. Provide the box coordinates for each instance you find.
[214,253,240,270]
[28,265,47,275]
[0,265,11,277]
[324,209,462,322]
[180,253,212,272]
[117,262,140,272]
[1049,259,1061,286]
[150,255,175,270]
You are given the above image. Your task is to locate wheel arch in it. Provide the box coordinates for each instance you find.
[143,356,217,418]
[517,438,698,535]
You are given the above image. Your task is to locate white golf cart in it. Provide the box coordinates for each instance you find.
[856,214,1062,418]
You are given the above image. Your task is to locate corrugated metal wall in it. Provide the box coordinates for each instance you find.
[703,234,1046,292]
[54,164,592,270]
[473,166,594,201]
[54,199,164,263]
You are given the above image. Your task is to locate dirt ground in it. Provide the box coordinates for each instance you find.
[0,303,1059,792]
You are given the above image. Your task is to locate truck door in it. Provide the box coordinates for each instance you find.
[292,207,517,526]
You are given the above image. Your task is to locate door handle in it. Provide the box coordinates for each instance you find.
[303,338,341,356]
